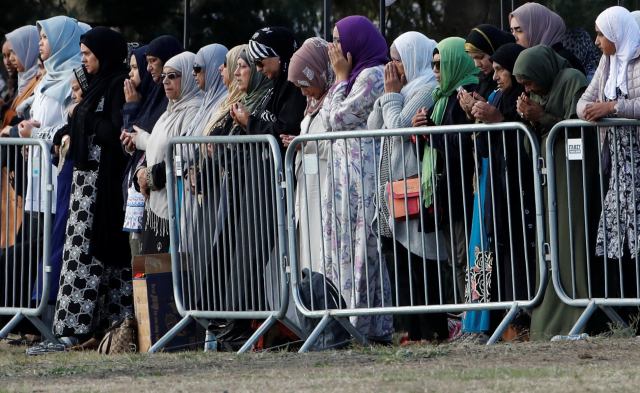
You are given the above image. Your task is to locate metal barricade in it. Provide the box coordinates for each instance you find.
[285,123,547,351]
[149,135,300,354]
[546,119,640,334]
[0,138,57,344]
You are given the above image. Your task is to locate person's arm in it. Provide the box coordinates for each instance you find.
[381,87,434,132]
[89,85,127,150]
[121,101,142,132]
[246,81,307,138]
[366,97,385,130]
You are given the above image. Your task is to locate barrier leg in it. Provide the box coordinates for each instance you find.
[335,316,369,348]
[24,315,61,345]
[279,316,308,340]
[568,300,597,335]
[486,303,519,345]
[147,315,193,353]
[238,315,277,354]
[0,312,24,339]
[298,312,331,353]
[599,305,629,330]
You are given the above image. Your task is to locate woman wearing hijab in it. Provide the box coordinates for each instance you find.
[512,45,595,340]
[578,6,640,320]
[564,29,601,82]
[134,52,203,255]
[1,38,18,119]
[319,15,391,342]
[280,37,334,276]
[366,31,447,343]
[46,27,131,351]
[509,2,586,75]
[459,24,515,120]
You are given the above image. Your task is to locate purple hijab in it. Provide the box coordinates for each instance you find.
[335,16,388,95]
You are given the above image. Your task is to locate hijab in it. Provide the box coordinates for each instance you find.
[238,50,273,115]
[182,44,228,138]
[288,37,335,116]
[596,6,640,100]
[392,31,437,98]
[36,16,84,105]
[248,27,298,73]
[513,45,587,120]
[489,43,527,121]
[563,28,600,77]
[632,11,640,27]
[69,27,129,170]
[131,45,154,107]
[146,52,203,226]
[72,64,92,93]
[335,16,389,95]
[205,44,247,135]
[509,2,566,48]
[5,26,39,94]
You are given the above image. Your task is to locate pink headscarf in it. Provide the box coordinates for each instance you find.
[288,37,335,116]
[509,2,566,48]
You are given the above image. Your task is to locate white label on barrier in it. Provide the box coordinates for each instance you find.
[567,139,583,160]
[175,155,182,177]
[33,156,40,177]
[303,154,318,175]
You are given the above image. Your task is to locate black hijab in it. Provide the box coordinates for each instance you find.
[489,43,527,121]
[248,27,298,102]
[465,24,516,100]
[131,45,153,108]
[70,27,129,170]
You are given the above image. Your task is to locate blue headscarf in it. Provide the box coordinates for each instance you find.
[5,25,40,94]
[36,16,84,105]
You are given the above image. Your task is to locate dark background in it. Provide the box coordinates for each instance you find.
[0,0,637,56]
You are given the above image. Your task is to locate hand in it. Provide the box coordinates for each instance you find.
[328,42,352,82]
[124,79,141,103]
[18,121,34,138]
[27,119,41,127]
[471,101,504,124]
[583,99,616,124]
[68,103,77,118]
[230,102,249,130]
[457,90,479,118]
[120,130,138,152]
[516,94,544,124]
[384,62,405,94]
[1,126,11,137]
[412,107,435,128]
[279,134,301,150]
[137,168,150,199]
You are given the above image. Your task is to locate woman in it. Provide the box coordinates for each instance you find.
[512,45,594,340]
[134,52,203,254]
[577,7,640,310]
[1,38,18,118]
[320,15,391,342]
[366,31,447,343]
[509,2,586,75]
[564,28,601,82]
[459,24,515,120]
[50,27,131,351]
[281,37,334,276]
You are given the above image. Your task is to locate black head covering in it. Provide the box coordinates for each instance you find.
[489,43,527,122]
[73,64,92,93]
[145,35,185,64]
[126,42,141,66]
[70,26,129,170]
[131,45,153,107]
[248,27,298,72]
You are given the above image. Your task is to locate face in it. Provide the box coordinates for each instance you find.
[39,30,51,61]
[80,43,99,74]
[510,17,528,48]
[192,62,206,90]
[36,58,46,78]
[468,51,493,75]
[219,61,230,88]
[492,62,513,92]
[70,77,83,103]
[391,56,405,78]
[516,76,546,96]
[296,83,324,100]
[595,25,616,56]
[128,55,141,87]
[146,55,163,84]
[332,26,342,52]
[432,53,441,84]
[2,41,15,74]
[163,66,182,100]
[234,57,252,92]
[254,56,280,79]
[8,46,24,72]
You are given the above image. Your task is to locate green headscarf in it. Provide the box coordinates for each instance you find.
[512,45,588,120]
[422,37,479,207]
[239,49,273,113]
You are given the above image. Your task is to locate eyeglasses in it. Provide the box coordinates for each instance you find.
[193,63,203,74]
[161,72,182,80]
[251,58,264,68]
[431,61,441,70]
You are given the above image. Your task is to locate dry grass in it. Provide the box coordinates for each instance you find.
[1,335,640,392]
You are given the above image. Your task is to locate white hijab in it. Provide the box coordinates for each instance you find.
[596,6,640,100]
[632,11,640,27]
[146,51,203,226]
[393,31,438,98]
[6,26,40,94]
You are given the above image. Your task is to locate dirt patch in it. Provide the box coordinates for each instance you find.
[1,337,640,392]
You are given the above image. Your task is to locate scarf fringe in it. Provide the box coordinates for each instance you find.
[145,204,170,237]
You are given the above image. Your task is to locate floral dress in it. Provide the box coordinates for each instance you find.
[320,66,393,339]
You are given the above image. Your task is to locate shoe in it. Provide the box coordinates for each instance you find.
[473,333,491,345]
[449,331,474,343]
[26,342,67,355]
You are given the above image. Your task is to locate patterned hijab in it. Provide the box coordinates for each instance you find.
[288,37,334,116]
[563,28,600,77]
[5,26,40,94]
[509,2,566,48]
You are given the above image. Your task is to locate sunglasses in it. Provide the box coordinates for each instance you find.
[251,58,264,67]
[162,72,182,80]
[431,61,441,70]
[193,63,203,74]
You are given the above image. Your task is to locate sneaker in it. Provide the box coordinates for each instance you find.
[26,342,67,355]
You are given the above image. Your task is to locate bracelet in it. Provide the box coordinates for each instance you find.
[145,167,158,192]
[61,135,70,145]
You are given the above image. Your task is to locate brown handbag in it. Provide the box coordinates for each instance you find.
[98,317,138,354]
[386,177,421,222]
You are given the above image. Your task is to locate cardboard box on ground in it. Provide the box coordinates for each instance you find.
[132,253,201,352]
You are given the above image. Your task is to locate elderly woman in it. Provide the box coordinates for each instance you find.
[577,7,640,314]
[509,2,586,75]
